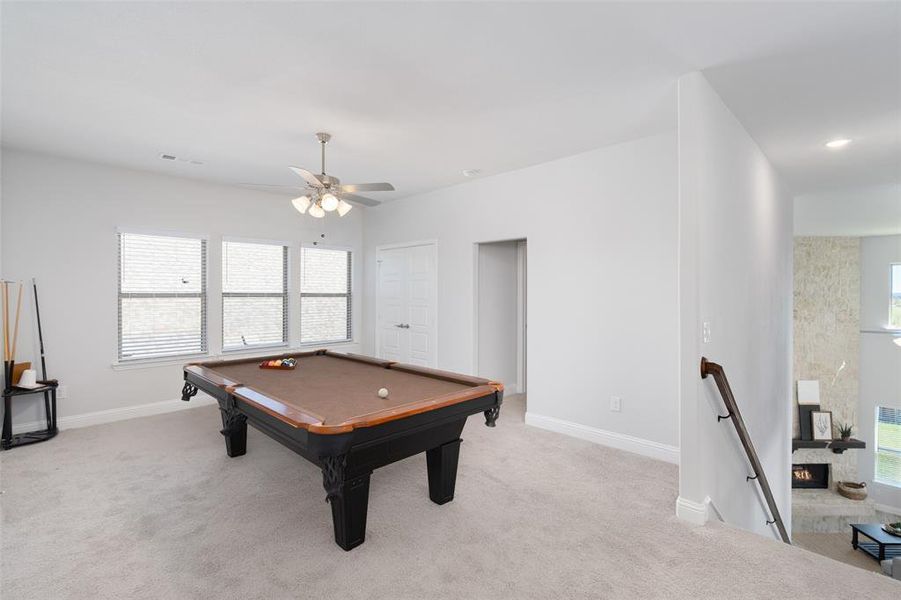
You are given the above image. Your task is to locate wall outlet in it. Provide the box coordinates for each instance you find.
[57,385,68,399]
[702,321,712,344]
[610,396,622,412]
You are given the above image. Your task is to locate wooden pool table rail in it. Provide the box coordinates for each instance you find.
[184,349,503,435]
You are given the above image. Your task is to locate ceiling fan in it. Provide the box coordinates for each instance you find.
[286,132,394,218]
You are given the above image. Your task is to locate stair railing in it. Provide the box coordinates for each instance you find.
[700,357,791,544]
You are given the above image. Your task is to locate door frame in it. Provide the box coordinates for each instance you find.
[374,240,438,365]
[472,237,527,392]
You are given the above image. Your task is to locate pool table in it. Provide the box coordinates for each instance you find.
[181,350,503,550]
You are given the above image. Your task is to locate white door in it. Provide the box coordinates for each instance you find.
[377,243,437,366]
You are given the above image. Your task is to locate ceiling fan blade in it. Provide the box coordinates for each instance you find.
[342,193,382,207]
[288,166,325,188]
[338,182,395,193]
[236,183,305,189]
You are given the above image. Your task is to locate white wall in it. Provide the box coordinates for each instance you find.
[362,133,680,459]
[677,72,794,538]
[477,241,519,391]
[1,149,363,426]
[795,184,901,237]
[858,234,901,510]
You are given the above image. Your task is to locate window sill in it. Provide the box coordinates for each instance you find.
[220,343,289,355]
[111,342,359,371]
[298,339,357,349]
[111,353,210,371]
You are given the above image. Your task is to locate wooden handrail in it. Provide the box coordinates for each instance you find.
[700,357,791,544]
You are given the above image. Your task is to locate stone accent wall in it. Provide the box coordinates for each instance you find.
[792,237,860,486]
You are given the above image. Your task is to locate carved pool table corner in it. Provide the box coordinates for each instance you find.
[483,405,501,427]
[320,454,346,503]
[320,454,371,551]
[181,381,198,402]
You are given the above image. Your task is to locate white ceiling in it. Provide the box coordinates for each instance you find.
[2,2,898,201]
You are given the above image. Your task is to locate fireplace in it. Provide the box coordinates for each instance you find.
[792,463,829,489]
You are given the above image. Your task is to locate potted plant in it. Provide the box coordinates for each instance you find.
[837,422,853,441]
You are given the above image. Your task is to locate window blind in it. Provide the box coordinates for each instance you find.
[222,241,288,350]
[876,406,901,488]
[300,247,352,344]
[118,233,207,360]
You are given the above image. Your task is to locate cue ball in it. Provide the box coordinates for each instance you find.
[378,387,389,398]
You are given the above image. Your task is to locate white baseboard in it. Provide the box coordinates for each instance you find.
[676,496,710,525]
[875,503,901,517]
[524,412,680,464]
[12,396,217,434]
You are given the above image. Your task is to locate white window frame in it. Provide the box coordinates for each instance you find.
[889,263,901,330]
[299,243,354,346]
[116,228,209,363]
[875,405,901,489]
[220,237,290,353]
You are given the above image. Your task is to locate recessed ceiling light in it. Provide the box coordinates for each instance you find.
[462,169,481,178]
[825,138,852,149]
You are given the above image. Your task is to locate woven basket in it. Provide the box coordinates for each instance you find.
[837,481,867,501]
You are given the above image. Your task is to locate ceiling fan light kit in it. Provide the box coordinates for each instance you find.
[287,132,395,219]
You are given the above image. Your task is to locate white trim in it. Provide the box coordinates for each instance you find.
[515,240,527,395]
[12,396,217,435]
[675,496,710,525]
[524,411,680,464]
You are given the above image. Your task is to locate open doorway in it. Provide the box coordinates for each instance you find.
[474,239,527,409]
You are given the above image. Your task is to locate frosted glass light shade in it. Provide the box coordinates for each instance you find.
[291,195,311,214]
[336,199,353,216]
[308,203,325,218]
[321,193,339,212]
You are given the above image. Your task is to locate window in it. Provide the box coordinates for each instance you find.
[300,247,352,344]
[222,241,288,350]
[891,264,901,329]
[118,232,207,360]
[876,406,901,488]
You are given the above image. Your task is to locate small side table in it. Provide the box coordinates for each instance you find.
[1,380,58,450]
[851,523,901,562]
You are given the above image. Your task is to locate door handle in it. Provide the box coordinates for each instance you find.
[395,323,410,329]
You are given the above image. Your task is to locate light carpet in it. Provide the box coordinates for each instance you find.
[2,395,898,599]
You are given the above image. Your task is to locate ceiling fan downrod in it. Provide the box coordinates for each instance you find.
[316,131,331,177]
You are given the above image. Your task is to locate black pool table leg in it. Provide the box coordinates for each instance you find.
[426,438,462,505]
[322,456,371,551]
[218,401,247,457]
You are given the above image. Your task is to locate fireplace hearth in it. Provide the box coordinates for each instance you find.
[792,463,829,489]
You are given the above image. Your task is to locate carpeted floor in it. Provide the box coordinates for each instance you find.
[793,533,882,574]
[2,394,898,599]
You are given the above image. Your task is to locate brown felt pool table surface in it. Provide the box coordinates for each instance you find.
[185,351,501,434]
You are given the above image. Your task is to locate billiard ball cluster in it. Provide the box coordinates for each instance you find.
[261,357,297,369]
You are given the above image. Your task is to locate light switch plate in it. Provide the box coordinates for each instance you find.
[702,322,712,344]
[610,396,622,412]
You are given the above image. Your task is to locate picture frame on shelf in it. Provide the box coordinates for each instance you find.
[811,410,833,441]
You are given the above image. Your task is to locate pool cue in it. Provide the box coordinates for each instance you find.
[2,281,8,362]
[33,279,48,381]
[10,282,23,363]
[2,282,8,389]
